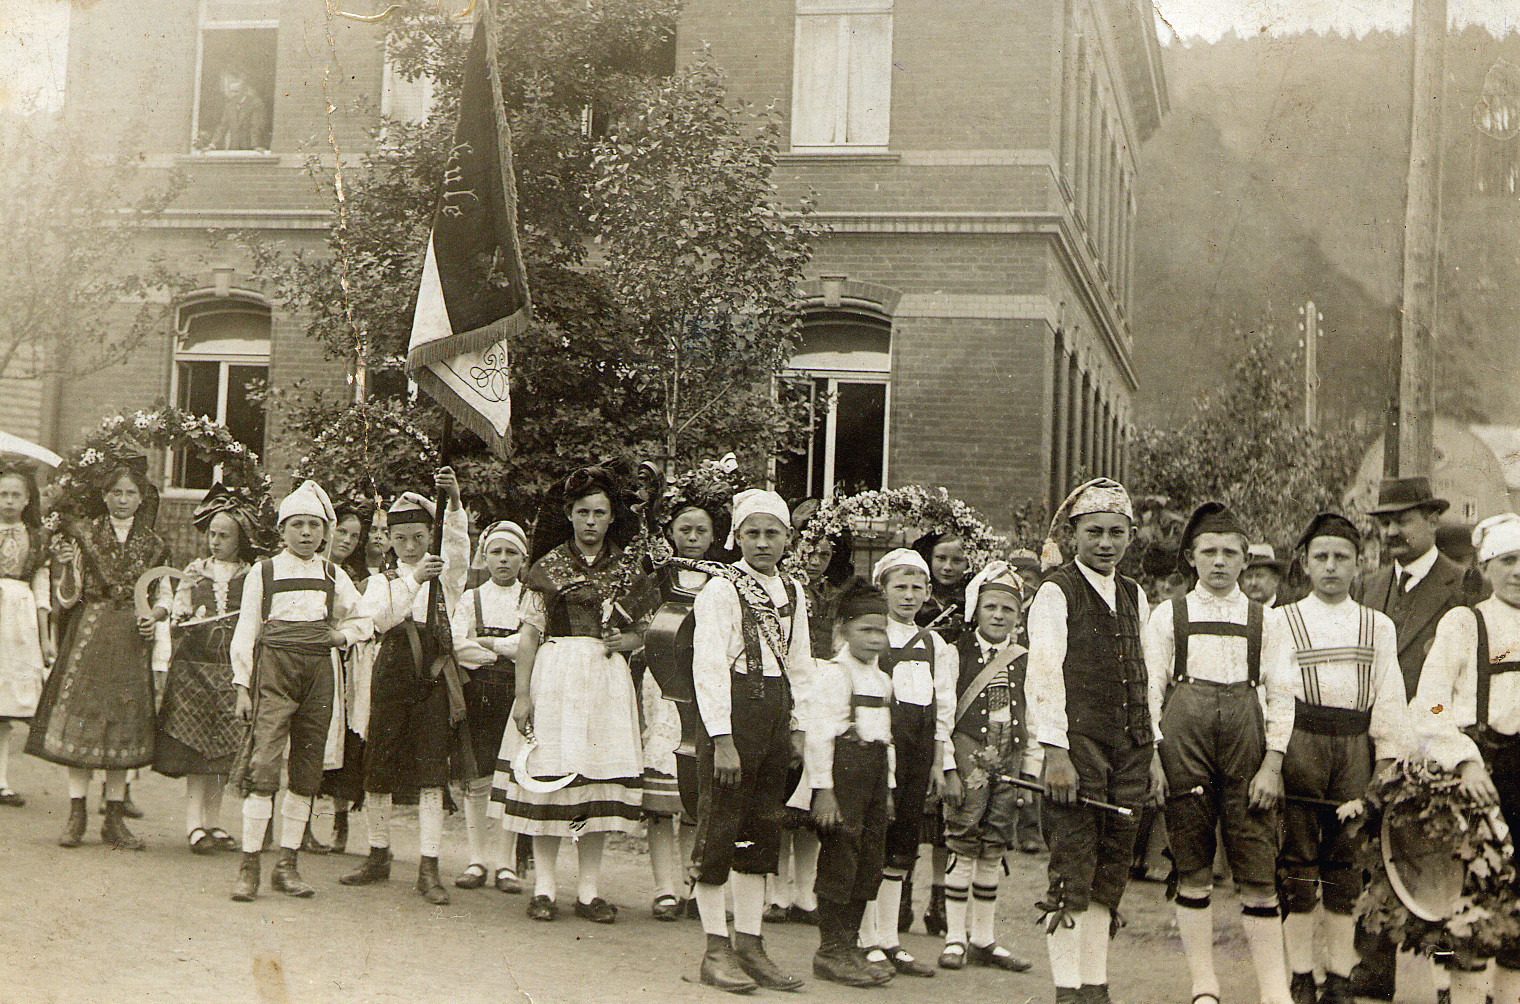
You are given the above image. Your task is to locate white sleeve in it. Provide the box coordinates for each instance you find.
[441,503,469,611]
[932,632,958,771]
[451,587,496,669]
[785,579,816,733]
[331,567,370,649]
[1027,581,1071,749]
[1142,599,1175,743]
[30,563,50,612]
[360,572,416,635]
[1368,613,1411,760]
[1409,606,1482,771]
[693,578,738,739]
[1260,607,1297,754]
[803,664,848,790]
[230,563,262,690]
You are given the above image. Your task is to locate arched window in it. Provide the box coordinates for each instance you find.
[169,289,270,491]
[775,306,891,501]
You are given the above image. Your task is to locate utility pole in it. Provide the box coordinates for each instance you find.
[1300,299,1321,431]
[1393,0,1446,477]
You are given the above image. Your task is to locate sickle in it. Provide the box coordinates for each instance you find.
[134,566,186,621]
[512,728,579,794]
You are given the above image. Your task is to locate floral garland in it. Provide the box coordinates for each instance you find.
[48,404,269,519]
[292,402,440,501]
[1355,758,1520,959]
[789,485,1007,573]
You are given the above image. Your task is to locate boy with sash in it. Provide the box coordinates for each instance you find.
[342,470,468,907]
[229,479,367,901]
[861,546,957,979]
[689,489,816,993]
[806,577,896,988]
[1277,513,1405,1004]
[1143,502,1296,1004]
[938,560,1036,973]
[1027,477,1152,1004]
[1409,513,1520,1004]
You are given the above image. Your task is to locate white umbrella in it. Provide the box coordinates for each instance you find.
[0,430,63,468]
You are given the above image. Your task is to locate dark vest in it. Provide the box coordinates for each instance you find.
[1047,562,1150,746]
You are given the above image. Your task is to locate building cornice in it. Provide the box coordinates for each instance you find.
[144,208,335,230]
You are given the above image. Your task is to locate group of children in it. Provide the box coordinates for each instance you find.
[7,452,1520,1004]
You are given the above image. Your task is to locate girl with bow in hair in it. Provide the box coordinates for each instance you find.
[0,457,54,808]
[29,456,169,850]
[152,484,266,854]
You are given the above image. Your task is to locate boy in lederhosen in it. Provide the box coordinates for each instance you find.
[1410,512,1520,1004]
[1277,513,1405,1004]
[341,471,468,906]
[1027,478,1152,1004]
[938,560,1036,973]
[689,489,816,993]
[229,480,367,901]
[1143,503,1296,1004]
[860,547,956,979]
[806,577,896,988]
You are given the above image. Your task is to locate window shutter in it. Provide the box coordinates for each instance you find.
[793,14,843,146]
[845,14,891,145]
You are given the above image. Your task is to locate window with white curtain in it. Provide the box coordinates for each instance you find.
[790,0,892,151]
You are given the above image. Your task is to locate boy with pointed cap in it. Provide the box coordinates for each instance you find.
[689,489,816,993]
[1277,512,1406,1004]
[1027,477,1152,1004]
[341,470,468,907]
[1143,502,1296,1004]
[229,479,368,902]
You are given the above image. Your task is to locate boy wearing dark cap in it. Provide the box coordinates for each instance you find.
[1143,502,1296,1004]
[1278,513,1406,1004]
[1028,478,1153,1004]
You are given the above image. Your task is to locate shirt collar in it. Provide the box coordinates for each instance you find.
[1188,583,1245,607]
[1395,545,1439,588]
[1075,560,1114,589]
[976,631,1006,657]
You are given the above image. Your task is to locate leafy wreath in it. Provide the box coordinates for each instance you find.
[1355,758,1520,959]
[788,485,1007,574]
[48,403,270,519]
[291,400,441,501]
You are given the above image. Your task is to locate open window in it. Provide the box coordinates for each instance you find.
[774,308,891,501]
[192,0,277,152]
[169,291,271,491]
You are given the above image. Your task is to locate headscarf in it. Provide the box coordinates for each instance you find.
[192,482,268,560]
[872,547,931,586]
[1474,513,1520,564]
[473,520,529,569]
[963,559,1025,622]
[726,489,791,550]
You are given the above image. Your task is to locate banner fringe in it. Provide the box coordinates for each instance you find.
[405,306,530,372]
[414,367,513,460]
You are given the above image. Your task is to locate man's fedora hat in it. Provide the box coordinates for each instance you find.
[1367,476,1450,517]
[1245,544,1288,576]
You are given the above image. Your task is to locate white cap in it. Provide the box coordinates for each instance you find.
[726,489,791,549]
[473,520,529,568]
[872,547,930,586]
[1474,513,1520,564]
[278,480,336,528]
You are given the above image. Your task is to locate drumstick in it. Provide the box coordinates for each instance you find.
[998,774,1134,817]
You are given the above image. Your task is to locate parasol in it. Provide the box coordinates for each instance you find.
[0,430,64,468]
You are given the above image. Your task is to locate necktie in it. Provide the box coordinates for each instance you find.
[1397,570,1413,594]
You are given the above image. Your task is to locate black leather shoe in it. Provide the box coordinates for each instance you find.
[922,885,947,936]
[231,853,261,902]
[813,947,887,987]
[339,846,392,885]
[1318,973,1355,1004]
[526,895,556,921]
[120,785,144,819]
[700,935,758,994]
[101,801,145,850]
[301,821,331,855]
[763,903,789,924]
[966,942,1033,972]
[787,905,817,925]
[1081,985,1113,1003]
[271,849,316,897]
[884,947,935,977]
[1346,956,1396,1002]
[416,856,449,905]
[1290,971,1317,1004]
[733,932,804,991]
[573,897,617,923]
[58,797,87,848]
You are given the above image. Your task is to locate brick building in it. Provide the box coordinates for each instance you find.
[679,0,1167,522]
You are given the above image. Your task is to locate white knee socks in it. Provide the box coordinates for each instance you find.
[418,787,443,859]
[280,792,312,849]
[874,871,906,950]
[944,853,974,946]
[1491,964,1520,1003]
[1047,910,1083,990]
[365,792,392,849]
[1174,889,1218,1001]
[68,767,91,799]
[1080,905,1111,987]
[695,881,729,937]
[731,870,766,937]
[1323,910,1357,978]
[533,834,560,900]
[1241,902,1291,1004]
[1283,910,1316,975]
[648,817,676,900]
[463,779,490,866]
[576,831,605,904]
[0,721,12,790]
[1448,964,1493,1004]
[970,856,1002,947]
[860,883,882,947]
[204,776,225,832]
[185,776,207,835]
[243,793,273,852]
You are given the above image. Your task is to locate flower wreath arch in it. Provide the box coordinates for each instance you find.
[49,403,270,519]
[788,485,1007,574]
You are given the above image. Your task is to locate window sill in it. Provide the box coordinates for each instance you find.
[779,149,900,165]
[176,151,281,164]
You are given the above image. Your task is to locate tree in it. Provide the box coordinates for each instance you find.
[250,0,816,511]
[1129,328,1367,547]
[0,111,184,384]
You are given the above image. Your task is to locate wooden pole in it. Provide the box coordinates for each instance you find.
[1395,0,1446,477]
[1302,299,1319,432]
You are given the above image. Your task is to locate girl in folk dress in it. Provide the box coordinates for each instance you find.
[494,466,645,924]
[29,459,169,850]
[152,485,264,853]
[0,460,54,807]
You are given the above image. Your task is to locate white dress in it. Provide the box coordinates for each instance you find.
[0,524,48,720]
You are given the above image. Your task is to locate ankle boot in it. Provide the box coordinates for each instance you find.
[58,797,88,848]
[340,846,392,885]
[271,848,316,897]
[301,820,331,855]
[231,852,261,902]
[923,884,947,937]
[331,810,349,854]
[700,933,759,994]
[416,855,449,905]
[897,877,915,933]
[812,900,884,987]
[120,784,143,819]
[733,931,804,991]
[101,801,145,850]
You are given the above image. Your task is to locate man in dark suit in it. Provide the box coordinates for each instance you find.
[1348,476,1484,1003]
